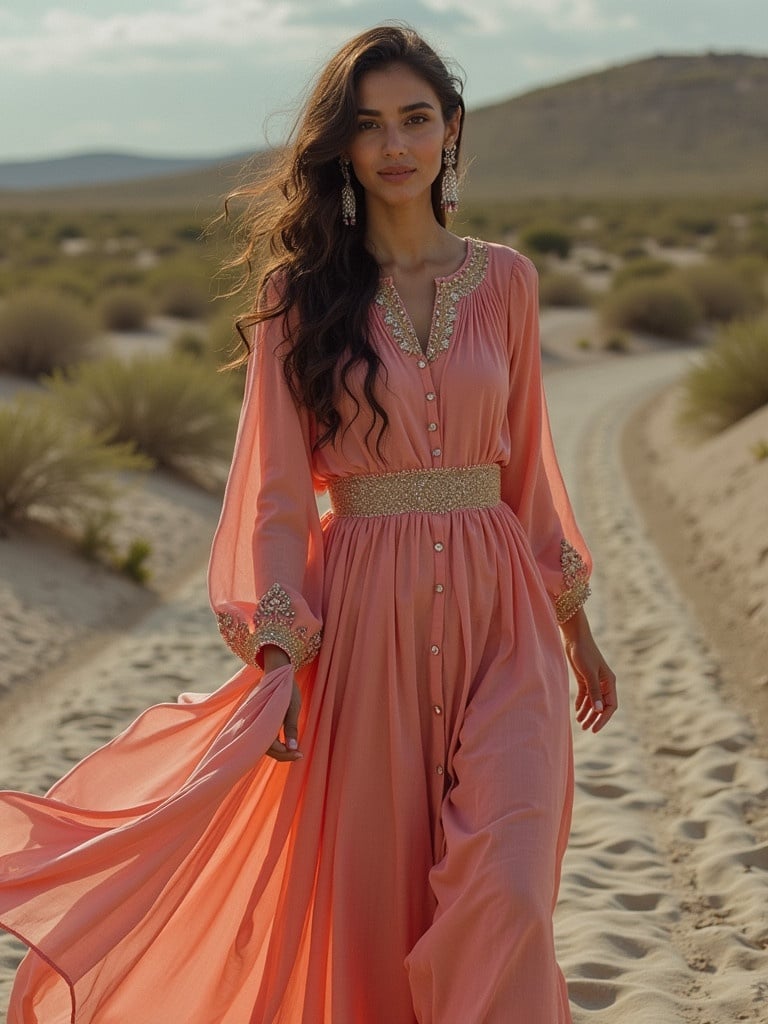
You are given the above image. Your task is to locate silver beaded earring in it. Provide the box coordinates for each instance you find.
[441,144,459,213]
[340,157,356,227]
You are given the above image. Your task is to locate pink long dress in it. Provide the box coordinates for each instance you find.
[0,239,591,1023]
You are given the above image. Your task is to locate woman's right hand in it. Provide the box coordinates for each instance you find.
[262,645,304,762]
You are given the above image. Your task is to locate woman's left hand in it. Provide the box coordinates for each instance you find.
[560,607,618,733]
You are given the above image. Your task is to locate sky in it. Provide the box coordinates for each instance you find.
[2,0,767,162]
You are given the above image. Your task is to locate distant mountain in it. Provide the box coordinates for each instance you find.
[0,151,251,191]
[461,51,768,198]
[1,51,766,206]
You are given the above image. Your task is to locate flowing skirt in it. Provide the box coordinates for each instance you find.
[0,503,574,1023]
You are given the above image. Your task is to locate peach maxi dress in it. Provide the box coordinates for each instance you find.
[0,240,592,1023]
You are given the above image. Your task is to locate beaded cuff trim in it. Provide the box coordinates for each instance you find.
[375,238,488,363]
[216,582,322,671]
[555,539,591,624]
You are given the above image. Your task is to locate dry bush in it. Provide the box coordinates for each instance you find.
[601,280,702,339]
[538,272,591,308]
[612,257,674,289]
[0,291,97,376]
[680,317,768,434]
[100,286,151,331]
[0,397,147,527]
[519,224,572,259]
[156,277,211,319]
[47,354,239,483]
[674,262,764,323]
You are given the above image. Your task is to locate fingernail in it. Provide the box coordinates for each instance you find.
[595,700,604,712]
[287,738,298,750]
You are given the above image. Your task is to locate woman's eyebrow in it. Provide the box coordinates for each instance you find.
[356,102,436,115]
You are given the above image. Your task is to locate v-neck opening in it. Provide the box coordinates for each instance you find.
[374,238,489,364]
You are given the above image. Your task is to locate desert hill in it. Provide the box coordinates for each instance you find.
[0,51,766,208]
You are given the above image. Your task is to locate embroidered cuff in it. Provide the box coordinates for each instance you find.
[554,539,591,624]
[216,582,322,671]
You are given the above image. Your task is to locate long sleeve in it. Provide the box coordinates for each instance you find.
[207,296,323,671]
[500,252,592,624]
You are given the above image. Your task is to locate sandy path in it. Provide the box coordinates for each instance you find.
[2,351,768,1020]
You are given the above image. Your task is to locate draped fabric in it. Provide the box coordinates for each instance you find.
[0,241,589,1023]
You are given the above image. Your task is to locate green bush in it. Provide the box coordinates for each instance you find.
[601,280,702,340]
[0,291,97,376]
[680,317,768,434]
[0,397,147,526]
[538,272,590,308]
[100,287,151,331]
[47,355,239,482]
[519,224,572,259]
[674,262,763,323]
[156,276,211,319]
[612,257,673,289]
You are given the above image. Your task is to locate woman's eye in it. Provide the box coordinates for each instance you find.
[407,114,428,125]
[357,121,377,131]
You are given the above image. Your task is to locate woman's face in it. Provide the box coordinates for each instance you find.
[346,63,460,214]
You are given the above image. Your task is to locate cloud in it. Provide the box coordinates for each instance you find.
[0,0,637,75]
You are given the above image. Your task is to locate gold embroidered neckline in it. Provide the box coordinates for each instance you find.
[374,237,489,363]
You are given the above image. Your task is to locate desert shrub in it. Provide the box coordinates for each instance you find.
[519,224,572,259]
[0,397,147,527]
[47,355,239,482]
[674,262,763,323]
[538,272,590,308]
[601,280,702,340]
[155,276,211,319]
[612,258,673,289]
[100,287,151,331]
[0,290,97,376]
[117,538,153,584]
[603,333,630,353]
[680,317,768,434]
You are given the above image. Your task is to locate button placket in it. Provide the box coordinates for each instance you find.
[429,528,448,783]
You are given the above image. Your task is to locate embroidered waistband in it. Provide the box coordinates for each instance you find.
[328,464,501,517]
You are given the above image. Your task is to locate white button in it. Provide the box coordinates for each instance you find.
[431,644,440,655]
[436,765,444,775]
[432,448,442,457]
[426,392,436,401]
[428,422,437,431]
[433,705,443,715]
[417,359,426,368]
[434,542,444,552]
[435,583,444,593]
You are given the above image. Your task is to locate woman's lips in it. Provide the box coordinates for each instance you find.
[378,168,416,182]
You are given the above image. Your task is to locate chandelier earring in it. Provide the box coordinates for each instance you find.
[340,157,356,227]
[441,144,459,213]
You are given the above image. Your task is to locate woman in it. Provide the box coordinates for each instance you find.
[0,24,617,1024]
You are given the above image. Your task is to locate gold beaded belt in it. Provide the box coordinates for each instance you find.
[328,464,501,517]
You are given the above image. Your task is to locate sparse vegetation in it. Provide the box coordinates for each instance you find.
[100,286,151,331]
[680,317,768,434]
[0,397,147,527]
[612,257,674,289]
[538,272,591,308]
[0,290,97,376]
[46,355,239,483]
[601,280,703,339]
[674,262,764,323]
[117,537,153,584]
[519,224,572,260]
[155,276,211,319]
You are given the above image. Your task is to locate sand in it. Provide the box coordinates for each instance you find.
[1,326,767,1020]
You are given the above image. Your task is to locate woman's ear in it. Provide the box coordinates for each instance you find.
[444,109,462,148]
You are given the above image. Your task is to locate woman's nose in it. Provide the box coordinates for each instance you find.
[382,126,406,156]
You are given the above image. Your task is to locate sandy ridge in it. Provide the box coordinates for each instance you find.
[557,367,768,1022]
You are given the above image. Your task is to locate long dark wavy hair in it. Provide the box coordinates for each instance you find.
[222,23,465,454]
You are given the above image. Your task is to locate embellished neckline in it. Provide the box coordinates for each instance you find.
[374,237,489,364]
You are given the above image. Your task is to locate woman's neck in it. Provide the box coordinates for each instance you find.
[364,197,456,276]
